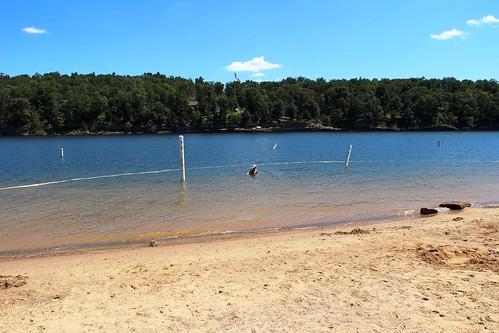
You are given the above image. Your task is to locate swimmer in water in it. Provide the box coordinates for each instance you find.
[248,164,258,176]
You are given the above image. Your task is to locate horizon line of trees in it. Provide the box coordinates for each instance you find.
[0,72,498,135]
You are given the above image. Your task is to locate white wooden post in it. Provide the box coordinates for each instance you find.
[345,144,352,168]
[60,147,64,158]
[179,135,186,182]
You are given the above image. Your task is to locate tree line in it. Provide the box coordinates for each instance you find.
[0,72,498,135]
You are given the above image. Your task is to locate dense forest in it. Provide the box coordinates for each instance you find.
[0,72,498,135]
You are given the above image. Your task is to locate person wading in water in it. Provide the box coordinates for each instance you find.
[248,164,258,177]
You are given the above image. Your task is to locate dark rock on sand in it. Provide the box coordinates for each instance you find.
[335,228,370,235]
[420,208,438,215]
[148,240,158,247]
[1,275,28,289]
[439,201,471,210]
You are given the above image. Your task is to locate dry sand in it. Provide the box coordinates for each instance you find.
[1,208,498,332]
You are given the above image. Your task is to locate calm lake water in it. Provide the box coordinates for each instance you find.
[1,132,499,255]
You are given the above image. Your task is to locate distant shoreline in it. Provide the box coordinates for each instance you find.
[2,75,497,138]
[5,125,499,137]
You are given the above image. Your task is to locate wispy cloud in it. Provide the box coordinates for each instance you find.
[251,72,266,78]
[22,26,48,34]
[466,19,480,26]
[430,29,466,40]
[226,56,282,72]
[467,15,499,26]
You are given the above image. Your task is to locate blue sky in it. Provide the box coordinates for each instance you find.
[1,0,498,81]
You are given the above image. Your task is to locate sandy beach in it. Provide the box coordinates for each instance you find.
[1,208,498,332]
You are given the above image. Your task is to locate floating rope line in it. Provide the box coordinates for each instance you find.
[0,169,179,191]
[0,160,375,191]
[259,160,344,166]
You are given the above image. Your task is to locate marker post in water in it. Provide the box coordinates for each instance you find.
[60,147,64,158]
[344,144,352,168]
[179,135,186,182]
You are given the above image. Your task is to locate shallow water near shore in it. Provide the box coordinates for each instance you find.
[1,132,499,255]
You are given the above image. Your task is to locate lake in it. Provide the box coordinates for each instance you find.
[1,132,499,256]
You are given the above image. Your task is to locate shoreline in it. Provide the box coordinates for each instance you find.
[1,207,497,332]
[0,209,494,259]
[6,126,499,138]
[0,208,452,260]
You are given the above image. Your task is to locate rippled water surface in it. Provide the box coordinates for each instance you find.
[1,132,499,255]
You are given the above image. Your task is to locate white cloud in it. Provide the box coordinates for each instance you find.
[466,19,480,26]
[251,72,266,78]
[226,56,282,72]
[482,15,499,24]
[430,29,466,40]
[466,15,499,26]
[22,26,48,34]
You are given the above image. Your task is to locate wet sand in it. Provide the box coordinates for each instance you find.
[1,208,498,332]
